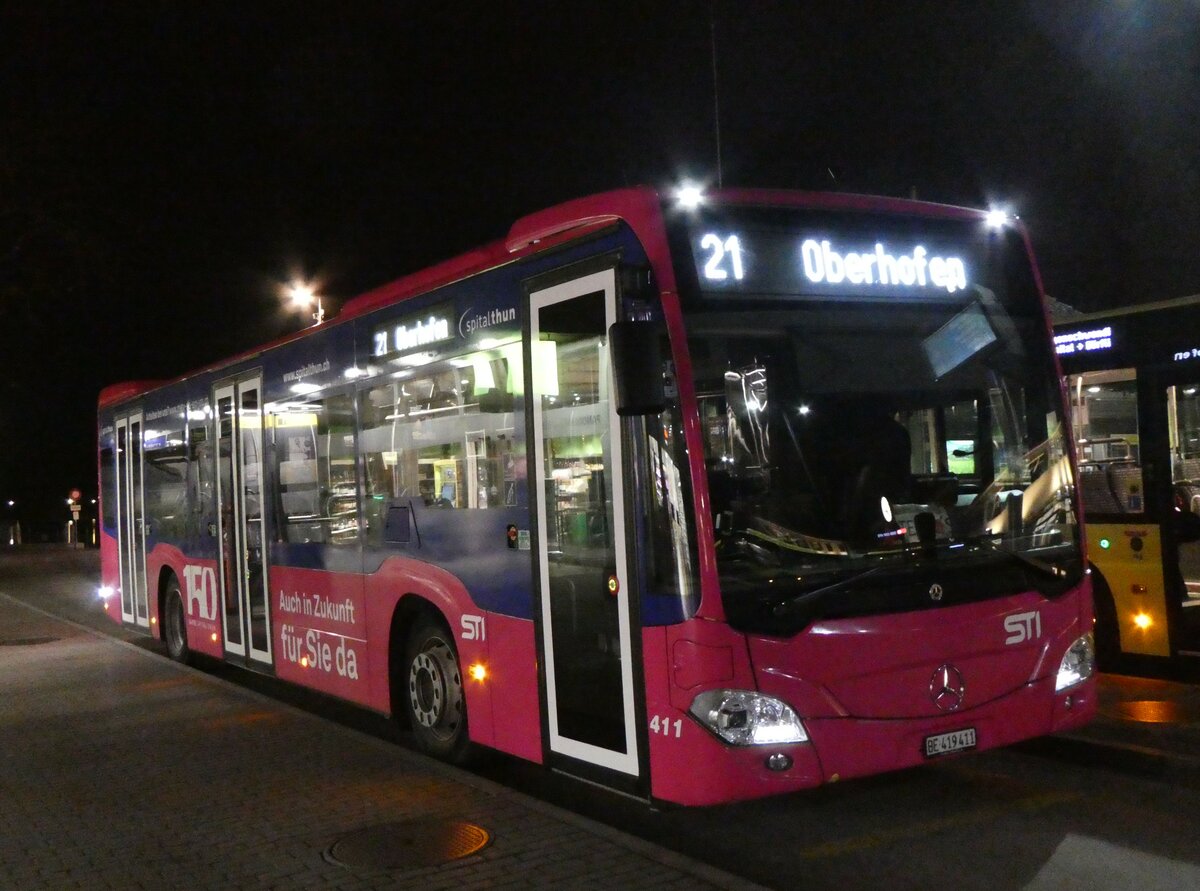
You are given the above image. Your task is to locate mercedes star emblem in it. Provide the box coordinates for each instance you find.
[929,583,944,602]
[929,663,966,712]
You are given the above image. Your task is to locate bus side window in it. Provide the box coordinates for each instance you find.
[272,394,358,546]
[1069,370,1143,515]
[144,426,188,541]
[358,346,520,546]
[100,446,117,530]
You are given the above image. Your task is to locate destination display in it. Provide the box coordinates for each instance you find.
[1054,325,1114,356]
[685,209,1004,302]
[371,301,456,360]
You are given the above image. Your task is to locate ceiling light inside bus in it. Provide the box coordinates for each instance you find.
[689,689,808,746]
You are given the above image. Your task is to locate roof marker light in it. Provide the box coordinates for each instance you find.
[676,183,705,209]
[985,209,1009,229]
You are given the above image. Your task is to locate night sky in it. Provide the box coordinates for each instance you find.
[2,1,1199,531]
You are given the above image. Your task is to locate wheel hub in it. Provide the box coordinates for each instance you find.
[409,651,445,728]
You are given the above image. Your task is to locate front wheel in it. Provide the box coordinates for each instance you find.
[403,619,471,763]
[164,578,192,665]
[1092,577,1122,670]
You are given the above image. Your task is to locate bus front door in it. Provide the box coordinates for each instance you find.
[530,267,643,786]
[114,413,150,629]
[1166,381,1200,655]
[214,377,273,667]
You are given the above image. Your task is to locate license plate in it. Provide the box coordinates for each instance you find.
[924,728,977,758]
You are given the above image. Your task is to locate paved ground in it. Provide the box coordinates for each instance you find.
[7,544,1200,889]
[1030,663,1200,790]
[0,587,764,890]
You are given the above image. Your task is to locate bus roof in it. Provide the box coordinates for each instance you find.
[1052,293,1200,326]
[99,186,1002,410]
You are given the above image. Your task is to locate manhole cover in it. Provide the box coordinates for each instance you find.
[325,819,490,870]
[1109,700,1200,724]
[0,637,59,647]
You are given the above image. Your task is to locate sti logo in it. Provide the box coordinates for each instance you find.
[460,614,486,642]
[182,565,218,621]
[1004,610,1042,645]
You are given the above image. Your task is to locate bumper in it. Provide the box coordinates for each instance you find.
[806,673,1097,784]
[653,674,1096,806]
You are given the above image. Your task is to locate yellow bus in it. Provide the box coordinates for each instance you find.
[1055,295,1200,668]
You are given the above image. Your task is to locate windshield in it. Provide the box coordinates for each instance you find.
[675,205,1082,632]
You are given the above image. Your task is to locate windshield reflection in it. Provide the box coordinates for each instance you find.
[689,290,1081,616]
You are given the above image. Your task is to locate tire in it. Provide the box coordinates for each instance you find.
[403,618,470,763]
[164,577,192,665]
[1091,573,1121,670]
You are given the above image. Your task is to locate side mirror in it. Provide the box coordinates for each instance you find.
[609,321,666,416]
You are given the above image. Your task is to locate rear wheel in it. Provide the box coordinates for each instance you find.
[164,578,191,665]
[403,618,470,763]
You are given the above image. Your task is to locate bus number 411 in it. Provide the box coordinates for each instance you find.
[650,715,683,738]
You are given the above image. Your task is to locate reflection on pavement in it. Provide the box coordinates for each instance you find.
[1026,833,1200,890]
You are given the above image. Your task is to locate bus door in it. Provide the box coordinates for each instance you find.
[1068,369,1171,659]
[214,377,273,666]
[1164,379,1200,654]
[114,413,150,628]
[529,268,643,783]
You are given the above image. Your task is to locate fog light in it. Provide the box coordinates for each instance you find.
[766,753,793,772]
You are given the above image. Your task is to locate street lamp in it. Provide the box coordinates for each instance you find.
[4,499,16,546]
[288,281,325,326]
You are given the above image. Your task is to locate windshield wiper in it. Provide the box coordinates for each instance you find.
[771,565,889,620]
[960,535,1070,581]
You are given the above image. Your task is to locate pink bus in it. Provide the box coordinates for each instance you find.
[97,187,1095,805]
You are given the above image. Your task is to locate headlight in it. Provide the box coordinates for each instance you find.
[1056,633,1096,692]
[96,585,115,601]
[689,689,809,746]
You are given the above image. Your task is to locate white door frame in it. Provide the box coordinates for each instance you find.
[530,267,640,777]
[115,413,150,629]
[213,376,272,665]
